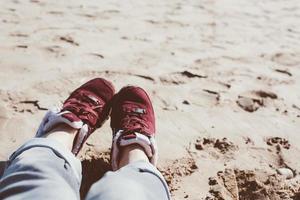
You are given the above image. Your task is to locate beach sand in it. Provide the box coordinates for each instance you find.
[0,0,300,199]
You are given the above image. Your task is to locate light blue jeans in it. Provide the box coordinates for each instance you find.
[0,138,170,200]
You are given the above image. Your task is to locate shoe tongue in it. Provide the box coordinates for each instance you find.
[133,108,146,114]
[86,94,101,104]
[122,104,146,115]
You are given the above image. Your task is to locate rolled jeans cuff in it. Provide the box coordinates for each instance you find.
[8,138,82,184]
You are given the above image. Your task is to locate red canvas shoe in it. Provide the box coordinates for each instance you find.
[36,78,115,155]
[110,86,157,170]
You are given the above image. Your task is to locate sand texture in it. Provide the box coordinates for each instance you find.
[0,0,300,199]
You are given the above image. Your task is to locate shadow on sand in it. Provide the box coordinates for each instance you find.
[0,161,7,177]
[80,158,111,199]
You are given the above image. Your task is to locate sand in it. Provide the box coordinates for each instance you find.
[0,0,300,199]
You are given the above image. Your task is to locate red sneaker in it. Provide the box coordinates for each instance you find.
[36,78,115,155]
[110,86,157,170]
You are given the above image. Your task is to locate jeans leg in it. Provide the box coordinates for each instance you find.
[0,138,82,200]
[86,161,170,200]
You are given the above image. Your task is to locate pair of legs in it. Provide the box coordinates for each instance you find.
[0,78,170,199]
[48,125,148,168]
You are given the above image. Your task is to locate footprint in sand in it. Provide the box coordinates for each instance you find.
[194,137,238,160]
[236,90,278,112]
[159,157,198,193]
[265,137,296,179]
[270,52,300,67]
[207,168,300,200]
[265,137,290,164]
[266,137,291,150]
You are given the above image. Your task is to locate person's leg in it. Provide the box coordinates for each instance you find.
[87,145,170,200]
[0,126,82,200]
[118,144,148,168]
[86,86,170,200]
[0,78,115,200]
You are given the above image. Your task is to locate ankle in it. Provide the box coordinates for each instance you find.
[44,124,77,151]
[118,144,149,169]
